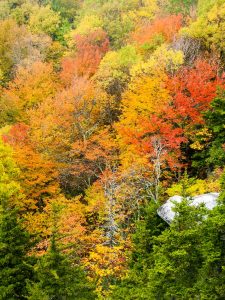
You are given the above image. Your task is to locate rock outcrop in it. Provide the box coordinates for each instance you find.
[157,193,220,224]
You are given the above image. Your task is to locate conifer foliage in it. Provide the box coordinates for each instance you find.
[0,139,34,299]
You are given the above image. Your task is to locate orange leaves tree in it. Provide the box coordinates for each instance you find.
[2,61,59,123]
[61,29,109,83]
[29,76,117,195]
[3,123,60,212]
[131,14,182,55]
[2,124,90,258]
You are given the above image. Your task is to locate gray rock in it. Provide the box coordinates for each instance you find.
[157,193,220,224]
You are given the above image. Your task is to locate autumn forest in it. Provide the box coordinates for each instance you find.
[0,0,225,299]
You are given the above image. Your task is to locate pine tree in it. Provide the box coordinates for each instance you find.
[205,90,225,167]
[196,170,225,298]
[192,90,225,172]
[0,139,34,299]
[27,236,96,299]
[27,203,96,300]
[111,202,167,299]
[148,198,206,299]
[0,207,34,300]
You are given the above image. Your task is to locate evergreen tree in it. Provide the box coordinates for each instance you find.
[147,198,206,299]
[205,90,225,167]
[196,170,225,298]
[111,202,167,299]
[27,236,96,300]
[0,207,34,300]
[192,90,225,172]
[27,204,96,300]
[0,139,34,299]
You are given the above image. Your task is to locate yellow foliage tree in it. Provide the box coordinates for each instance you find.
[3,61,59,122]
[135,0,159,20]
[116,71,170,168]
[130,44,184,78]
[182,2,225,56]
[83,176,131,298]
[25,195,88,256]
[84,243,128,299]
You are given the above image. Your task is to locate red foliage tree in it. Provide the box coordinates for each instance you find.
[2,123,30,146]
[61,29,109,84]
[166,59,224,132]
